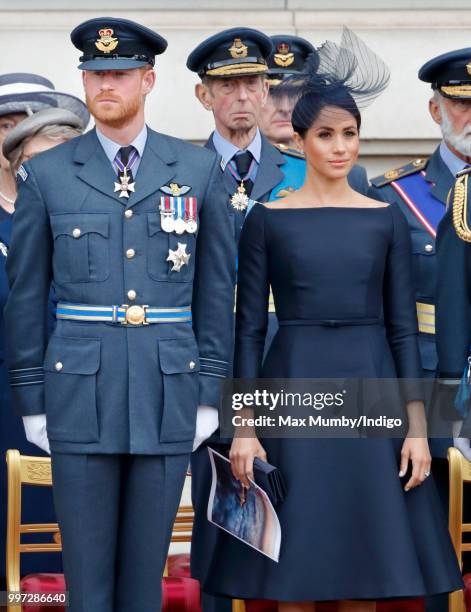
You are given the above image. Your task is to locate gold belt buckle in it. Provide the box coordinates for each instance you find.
[122,304,149,326]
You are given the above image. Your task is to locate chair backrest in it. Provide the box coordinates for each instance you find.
[448,446,471,612]
[5,449,62,594]
[171,504,194,544]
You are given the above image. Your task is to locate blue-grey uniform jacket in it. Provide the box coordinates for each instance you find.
[370,148,453,375]
[4,127,235,455]
[435,168,471,426]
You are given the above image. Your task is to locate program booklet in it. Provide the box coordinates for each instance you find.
[207,447,281,562]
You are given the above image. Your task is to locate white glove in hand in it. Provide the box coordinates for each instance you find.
[22,415,50,455]
[192,405,219,452]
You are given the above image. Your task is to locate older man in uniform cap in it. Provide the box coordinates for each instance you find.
[371,47,471,611]
[260,35,318,203]
[433,51,471,502]
[258,34,315,150]
[188,27,276,244]
[187,27,275,612]
[4,16,234,612]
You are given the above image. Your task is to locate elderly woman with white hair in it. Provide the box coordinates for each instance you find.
[0,99,88,587]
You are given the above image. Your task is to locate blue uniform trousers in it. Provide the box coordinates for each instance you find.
[50,452,189,612]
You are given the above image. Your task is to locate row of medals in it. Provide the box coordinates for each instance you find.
[160,208,197,234]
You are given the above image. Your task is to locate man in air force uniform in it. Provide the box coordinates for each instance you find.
[433,50,471,448]
[370,49,471,437]
[188,27,279,612]
[371,48,471,611]
[4,17,234,612]
[188,27,280,245]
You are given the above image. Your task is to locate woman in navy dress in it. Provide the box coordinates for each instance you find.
[204,30,463,611]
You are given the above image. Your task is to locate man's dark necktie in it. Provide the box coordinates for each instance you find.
[117,145,137,183]
[234,150,254,197]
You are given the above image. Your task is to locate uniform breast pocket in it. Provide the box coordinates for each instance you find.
[147,212,196,283]
[50,213,110,283]
[158,337,200,443]
[43,336,101,443]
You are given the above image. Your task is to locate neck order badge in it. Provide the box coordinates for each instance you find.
[228,150,255,211]
[114,146,138,198]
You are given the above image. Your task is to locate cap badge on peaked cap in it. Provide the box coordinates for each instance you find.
[228,38,248,59]
[95,28,119,54]
[274,42,294,67]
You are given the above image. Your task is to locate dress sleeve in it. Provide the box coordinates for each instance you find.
[234,204,269,379]
[383,204,424,400]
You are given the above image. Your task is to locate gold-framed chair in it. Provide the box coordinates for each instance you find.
[448,446,471,612]
[6,449,62,611]
[164,502,194,577]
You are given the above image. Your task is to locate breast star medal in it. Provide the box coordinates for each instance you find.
[167,242,191,272]
[114,167,136,199]
[231,181,249,211]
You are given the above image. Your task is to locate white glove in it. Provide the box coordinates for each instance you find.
[192,405,219,452]
[22,414,50,455]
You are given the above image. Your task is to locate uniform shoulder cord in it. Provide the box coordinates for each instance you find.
[453,172,471,242]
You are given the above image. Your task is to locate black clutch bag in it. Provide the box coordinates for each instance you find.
[252,457,287,506]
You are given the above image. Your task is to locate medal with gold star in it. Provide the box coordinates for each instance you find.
[114,167,136,199]
[167,242,191,272]
[231,181,249,211]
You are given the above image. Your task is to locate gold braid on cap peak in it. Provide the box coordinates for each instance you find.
[452,172,471,242]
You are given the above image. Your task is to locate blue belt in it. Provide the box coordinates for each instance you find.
[56,302,192,326]
[278,317,381,327]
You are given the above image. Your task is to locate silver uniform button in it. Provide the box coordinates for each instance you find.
[127,290,137,301]
[425,244,433,253]
[55,361,63,372]
[125,209,133,219]
[189,361,196,370]
[126,248,135,259]
[72,228,81,238]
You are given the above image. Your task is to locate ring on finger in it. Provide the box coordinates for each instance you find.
[424,470,431,477]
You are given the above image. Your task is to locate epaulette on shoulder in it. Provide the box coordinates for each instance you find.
[274,143,305,159]
[370,158,428,188]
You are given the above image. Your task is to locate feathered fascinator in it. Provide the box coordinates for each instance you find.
[287,27,390,130]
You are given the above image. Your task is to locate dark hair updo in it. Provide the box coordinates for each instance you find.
[291,85,361,138]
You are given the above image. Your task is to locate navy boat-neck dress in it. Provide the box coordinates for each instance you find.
[204,203,462,602]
